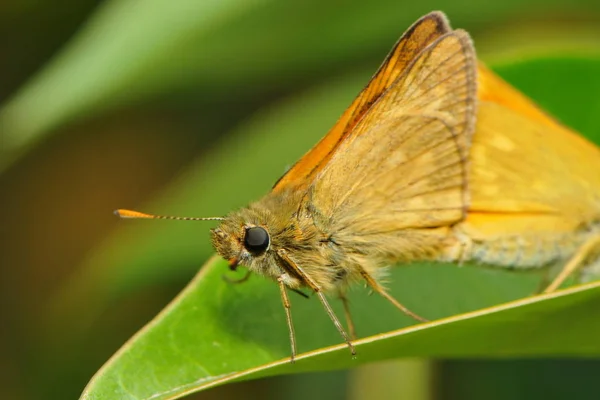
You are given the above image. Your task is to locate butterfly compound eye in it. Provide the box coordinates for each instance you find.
[244,226,270,254]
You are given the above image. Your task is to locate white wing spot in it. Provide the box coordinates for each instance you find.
[490,134,515,152]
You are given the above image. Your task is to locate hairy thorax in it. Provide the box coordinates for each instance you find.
[210,189,359,292]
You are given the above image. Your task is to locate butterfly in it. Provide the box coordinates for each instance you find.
[119,10,600,361]
[118,11,478,360]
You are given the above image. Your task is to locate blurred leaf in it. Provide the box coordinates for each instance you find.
[3,0,600,171]
[0,0,265,169]
[80,256,600,400]
[78,53,600,398]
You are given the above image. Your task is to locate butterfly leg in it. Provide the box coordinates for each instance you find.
[277,275,297,363]
[277,248,356,356]
[222,269,252,284]
[454,230,473,266]
[339,293,357,340]
[580,251,600,283]
[543,234,600,293]
[439,227,473,266]
[358,267,428,323]
[533,267,554,295]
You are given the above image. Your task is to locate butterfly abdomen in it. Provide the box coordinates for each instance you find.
[446,228,597,270]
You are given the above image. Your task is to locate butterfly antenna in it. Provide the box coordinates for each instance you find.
[114,209,224,221]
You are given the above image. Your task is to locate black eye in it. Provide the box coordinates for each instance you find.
[244,226,270,254]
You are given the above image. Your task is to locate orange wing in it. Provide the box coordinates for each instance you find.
[271,11,452,192]
[449,64,600,251]
[470,64,600,219]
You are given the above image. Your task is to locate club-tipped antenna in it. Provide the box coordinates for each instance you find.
[114,209,224,221]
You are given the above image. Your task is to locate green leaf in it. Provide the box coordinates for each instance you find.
[79,54,600,399]
[80,255,600,400]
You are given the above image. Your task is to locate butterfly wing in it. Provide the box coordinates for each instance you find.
[462,66,600,239]
[308,30,477,245]
[272,11,453,192]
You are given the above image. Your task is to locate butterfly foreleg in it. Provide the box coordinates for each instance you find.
[277,248,356,356]
[222,269,252,284]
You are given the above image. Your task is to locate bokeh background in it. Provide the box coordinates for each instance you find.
[2,1,600,399]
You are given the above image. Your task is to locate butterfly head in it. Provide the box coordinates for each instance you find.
[210,211,272,271]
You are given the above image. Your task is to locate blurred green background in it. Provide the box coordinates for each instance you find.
[2,1,600,399]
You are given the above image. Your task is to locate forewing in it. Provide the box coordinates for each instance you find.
[272,11,452,192]
[309,30,477,234]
